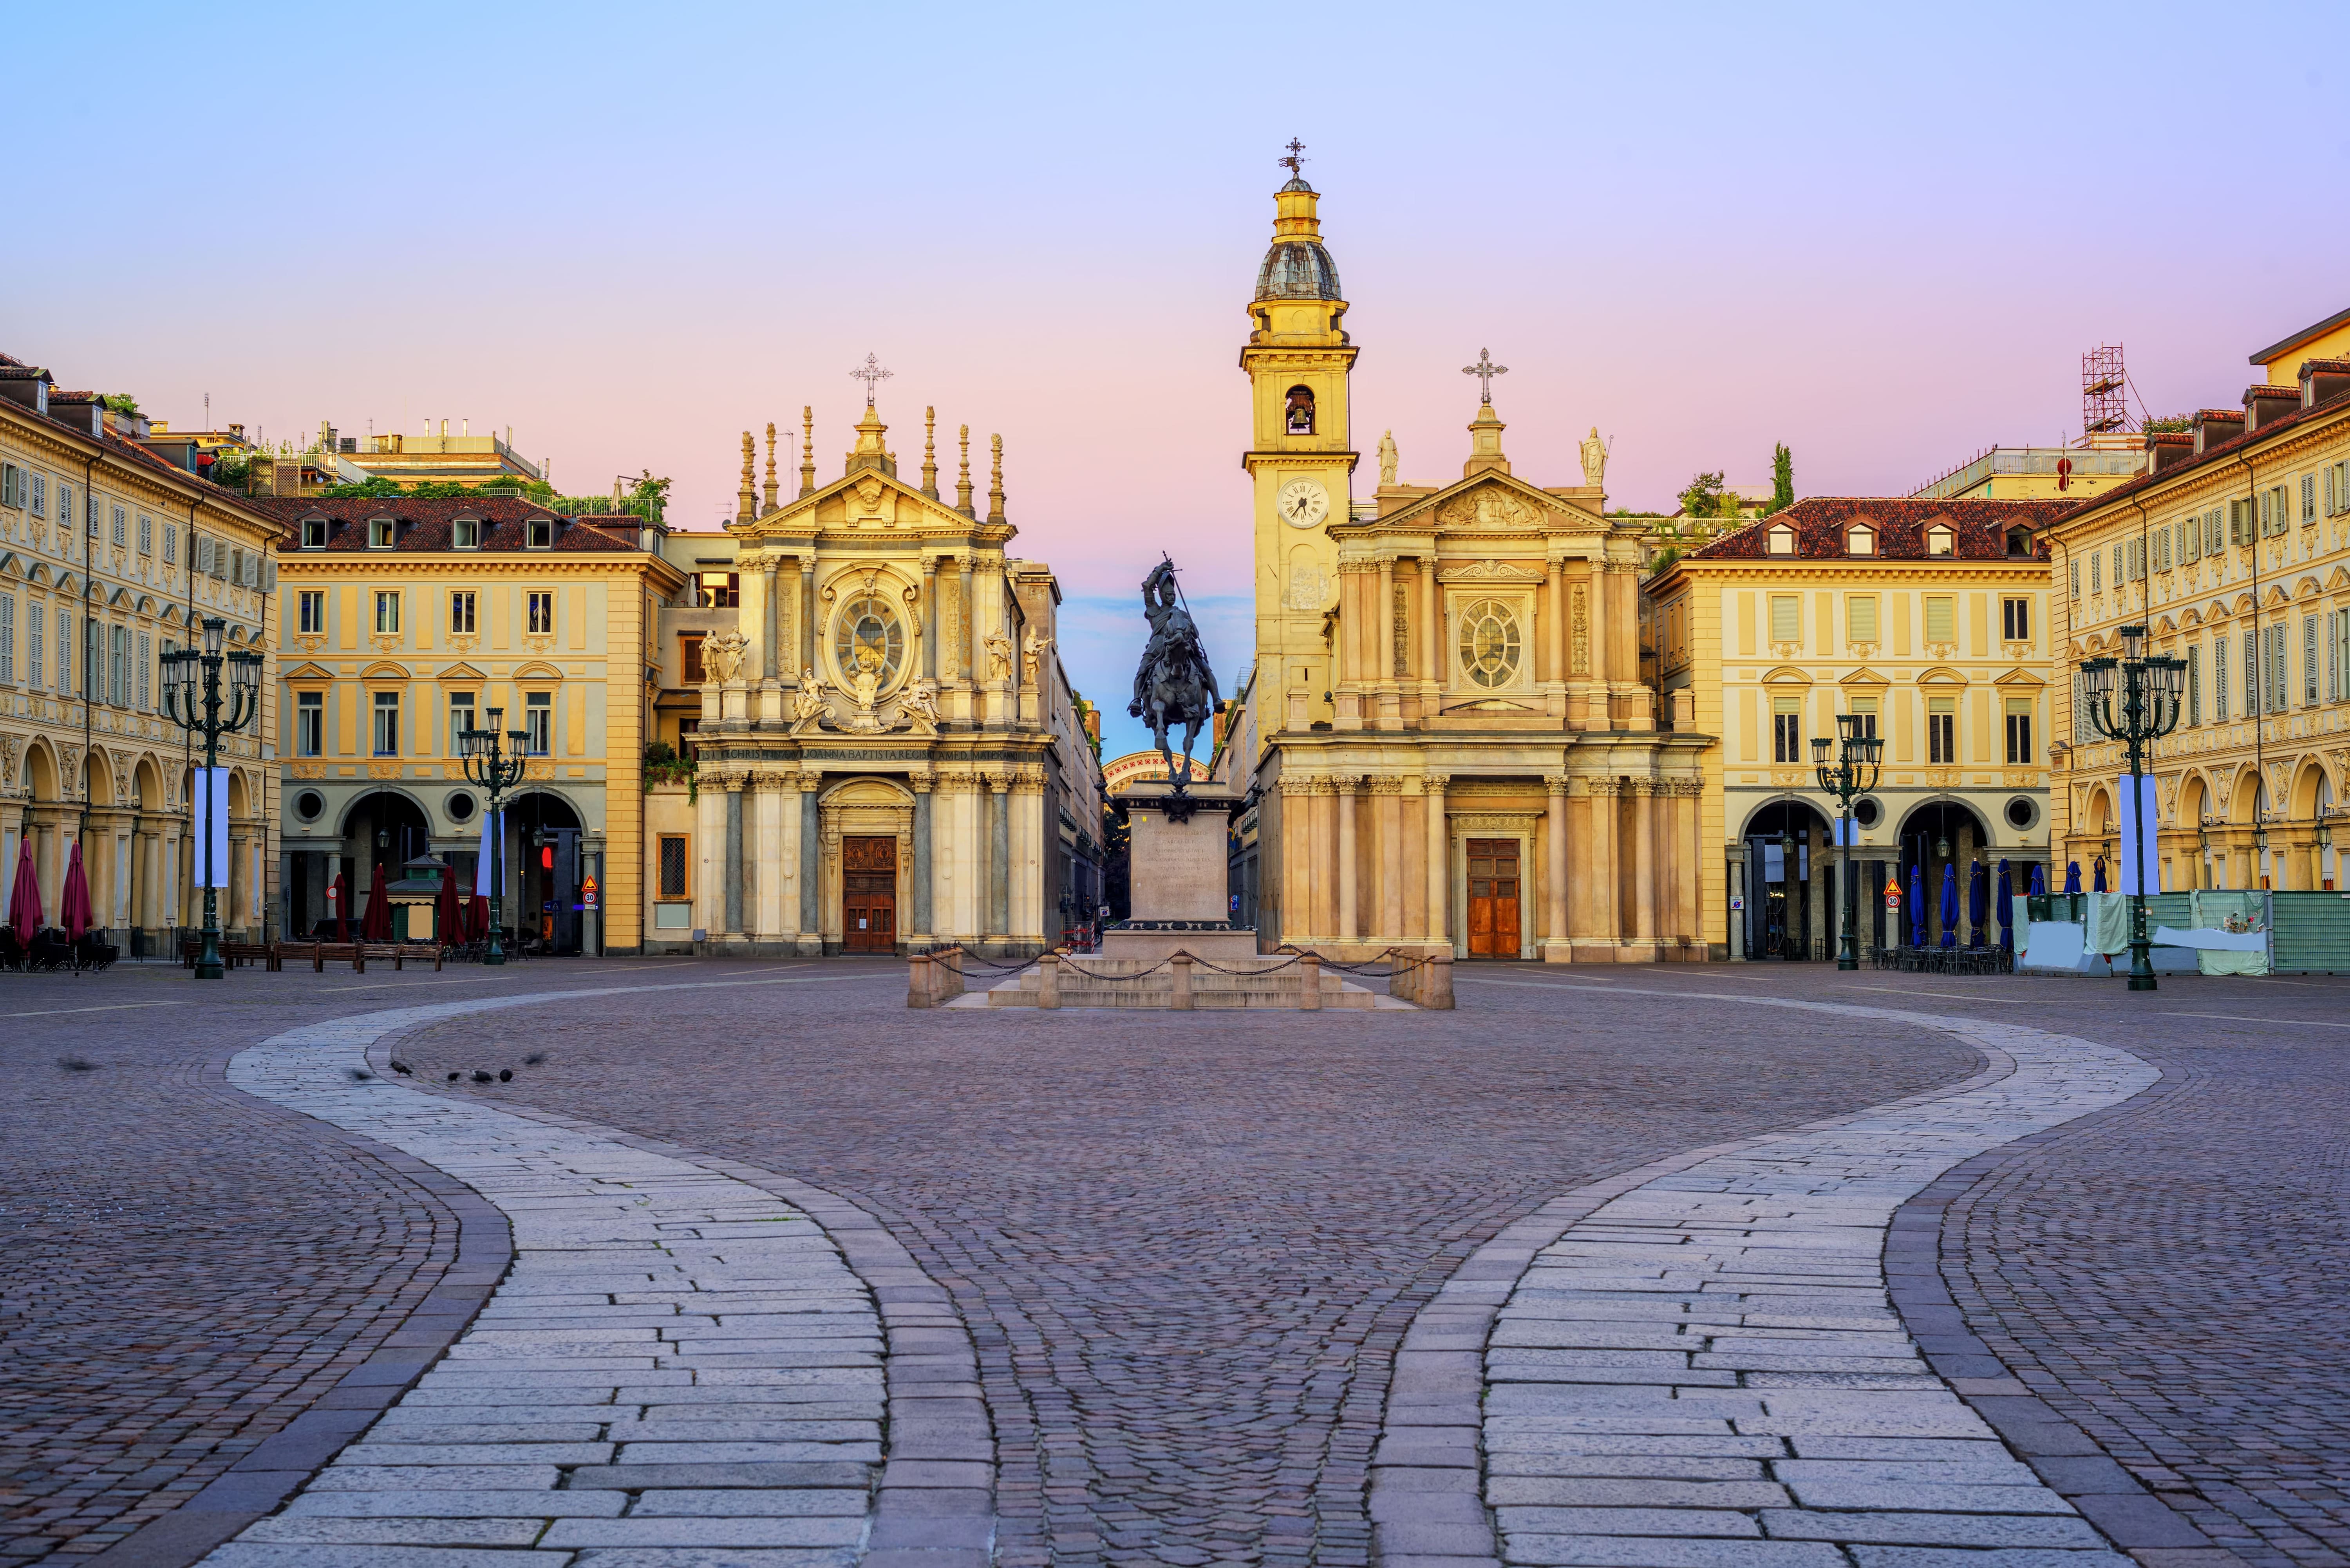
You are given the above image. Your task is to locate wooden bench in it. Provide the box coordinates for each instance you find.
[281,940,443,974]
[179,937,281,971]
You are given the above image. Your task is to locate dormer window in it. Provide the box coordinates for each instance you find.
[1845,524,1875,556]
[2005,527,2032,558]
[1926,524,1955,556]
[301,517,328,549]
[367,517,394,549]
[452,517,480,549]
[1284,385,1315,435]
[1766,524,1796,556]
[526,517,554,549]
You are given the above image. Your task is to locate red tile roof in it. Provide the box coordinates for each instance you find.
[1684,497,2067,562]
[253,495,641,553]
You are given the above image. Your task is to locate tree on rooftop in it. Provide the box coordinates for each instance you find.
[1770,443,1794,513]
[1677,470,1725,520]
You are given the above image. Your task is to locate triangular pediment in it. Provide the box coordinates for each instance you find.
[435,661,489,683]
[282,661,338,682]
[1992,666,2044,687]
[1838,666,1889,686]
[1343,469,1596,535]
[739,459,995,541]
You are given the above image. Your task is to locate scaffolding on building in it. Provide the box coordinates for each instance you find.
[2082,344,2131,436]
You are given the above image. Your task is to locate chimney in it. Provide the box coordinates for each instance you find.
[2144,430,2194,472]
[2298,357,2350,410]
[2192,407,2245,454]
[2243,382,2298,432]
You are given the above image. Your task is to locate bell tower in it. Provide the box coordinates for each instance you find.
[1242,143,1359,733]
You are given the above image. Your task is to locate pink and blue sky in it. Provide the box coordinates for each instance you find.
[10,2,2348,763]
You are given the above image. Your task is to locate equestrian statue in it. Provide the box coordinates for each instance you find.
[1129,558,1220,808]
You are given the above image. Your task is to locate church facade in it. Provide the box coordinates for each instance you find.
[1222,170,1712,960]
[670,397,1102,958]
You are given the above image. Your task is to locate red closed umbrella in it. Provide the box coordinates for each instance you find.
[361,862,394,942]
[8,838,41,945]
[327,870,349,942]
[436,862,462,945]
[470,886,491,942]
[60,842,94,941]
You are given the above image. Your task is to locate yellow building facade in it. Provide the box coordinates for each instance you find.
[2045,316,2350,892]
[1228,171,1706,961]
[1647,498,2069,958]
[263,496,682,951]
[1,353,284,950]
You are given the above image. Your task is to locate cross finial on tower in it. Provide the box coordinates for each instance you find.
[849,352,892,403]
[1279,138,1307,176]
[1462,347,1509,404]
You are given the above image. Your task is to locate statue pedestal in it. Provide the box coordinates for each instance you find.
[1103,782,1258,962]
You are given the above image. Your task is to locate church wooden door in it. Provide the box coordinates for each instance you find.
[1465,838,1522,958]
[842,836,897,952]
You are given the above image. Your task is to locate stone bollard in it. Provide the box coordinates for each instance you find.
[1299,952,1322,1011]
[1390,950,1414,1006]
[1039,953,1061,1010]
[907,951,933,1009]
[1171,952,1194,1011]
[1423,950,1454,1010]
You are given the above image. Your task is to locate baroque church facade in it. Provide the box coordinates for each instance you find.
[1222,170,1712,960]
[672,397,1102,958]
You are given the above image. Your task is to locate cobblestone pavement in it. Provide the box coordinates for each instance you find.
[393,959,1980,1568]
[203,980,945,1568]
[1533,965,2350,1568]
[1407,984,2155,1567]
[0,959,718,1564]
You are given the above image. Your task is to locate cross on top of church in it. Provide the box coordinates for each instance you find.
[1462,347,1508,403]
[850,353,893,403]
[1279,138,1307,176]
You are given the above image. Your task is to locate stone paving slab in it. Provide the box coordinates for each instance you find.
[1372,982,2184,1568]
[187,979,988,1568]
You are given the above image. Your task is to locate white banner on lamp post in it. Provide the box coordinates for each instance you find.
[2117,773,2160,895]
[475,809,504,897]
[189,767,231,889]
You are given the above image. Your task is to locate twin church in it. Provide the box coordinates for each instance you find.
[1219,165,1707,961]
[675,159,1706,962]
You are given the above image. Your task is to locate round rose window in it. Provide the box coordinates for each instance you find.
[833,594,906,689]
[1457,599,1522,688]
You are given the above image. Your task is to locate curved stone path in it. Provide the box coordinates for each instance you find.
[196,975,987,1568]
[1387,981,2170,1568]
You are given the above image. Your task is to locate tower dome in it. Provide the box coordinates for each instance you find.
[1255,176,1343,302]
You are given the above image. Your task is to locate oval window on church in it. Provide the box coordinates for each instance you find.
[833,594,906,690]
[1457,598,1522,688]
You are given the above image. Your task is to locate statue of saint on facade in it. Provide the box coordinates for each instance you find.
[1377,429,1399,488]
[1580,426,1608,488]
[1128,558,1219,801]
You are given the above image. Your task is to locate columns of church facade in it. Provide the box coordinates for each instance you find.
[1334,775,1360,942]
[909,777,933,941]
[1579,564,1598,738]
[1424,774,1449,948]
[1373,778,1404,937]
[722,777,746,937]
[920,558,938,683]
[1546,562,1568,720]
[796,775,821,941]
[1674,778,1701,958]
[1308,776,1336,941]
[987,772,1010,940]
[1419,564,1442,718]
[1632,779,1661,956]
[957,557,976,684]
[1544,773,1570,960]
[1376,560,1397,727]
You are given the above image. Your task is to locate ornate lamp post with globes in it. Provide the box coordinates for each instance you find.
[1810,712,1885,970]
[2078,623,2187,991]
[161,616,264,981]
[459,707,529,965]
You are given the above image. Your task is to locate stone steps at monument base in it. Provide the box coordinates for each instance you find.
[981,969,1381,1010]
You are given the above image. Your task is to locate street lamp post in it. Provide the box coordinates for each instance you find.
[459,708,529,965]
[2079,623,2187,992]
[161,617,263,981]
[1811,713,1885,971]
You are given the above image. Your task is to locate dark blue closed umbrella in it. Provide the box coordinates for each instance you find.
[1939,864,1960,948]
[2029,862,2047,897]
[2063,861,2081,894]
[2092,857,2108,892]
[1908,863,1925,946]
[1996,859,2014,950]
[1967,862,1989,948]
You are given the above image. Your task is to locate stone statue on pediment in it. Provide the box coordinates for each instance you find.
[1377,430,1398,488]
[1580,427,1608,488]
